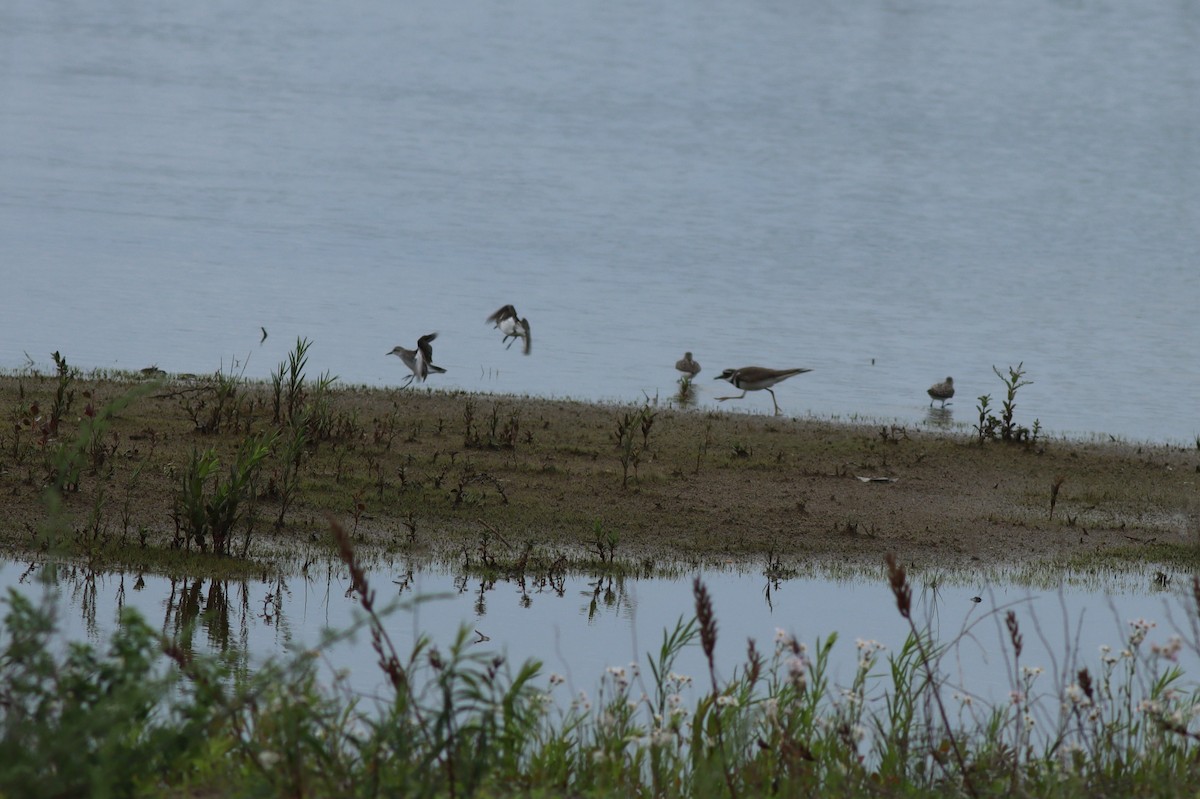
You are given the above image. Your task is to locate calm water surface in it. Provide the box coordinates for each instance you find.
[1,0,1198,442]
[3,561,1196,711]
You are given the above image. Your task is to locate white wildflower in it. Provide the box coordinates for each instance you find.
[1128,618,1156,647]
[651,728,675,747]
[763,697,779,724]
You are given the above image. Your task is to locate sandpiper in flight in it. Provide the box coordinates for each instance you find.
[387,333,446,387]
[675,352,701,377]
[486,304,532,355]
[927,376,954,408]
[714,366,812,415]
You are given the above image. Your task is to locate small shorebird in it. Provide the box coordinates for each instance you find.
[714,366,812,415]
[675,352,701,377]
[927,376,955,408]
[388,333,446,387]
[486,304,531,355]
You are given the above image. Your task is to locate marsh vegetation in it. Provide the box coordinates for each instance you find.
[4,529,1200,797]
[2,349,1198,580]
[3,348,1200,795]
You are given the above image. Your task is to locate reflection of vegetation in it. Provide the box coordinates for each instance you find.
[162,575,252,658]
[46,564,255,673]
[585,574,634,622]
[5,536,1200,796]
[675,375,698,408]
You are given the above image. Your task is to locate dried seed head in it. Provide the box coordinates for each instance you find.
[1077,667,1094,703]
[746,639,762,685]
[885,553,912,619]
[1006,610,1023,659]
[693,577,718,662]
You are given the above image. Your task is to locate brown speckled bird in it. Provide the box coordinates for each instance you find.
[927,376,955,408]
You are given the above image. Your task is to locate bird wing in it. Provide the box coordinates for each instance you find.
[417,333,437,362]
[520,318,531,354]
[486,305,517,325]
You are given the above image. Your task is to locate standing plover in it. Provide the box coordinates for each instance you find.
[388,333,446,387]
[714,366,812,415]
[486,305,532,355]
[675,352,701,377]
[927,376,954,408]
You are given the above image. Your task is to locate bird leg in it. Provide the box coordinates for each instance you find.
[768,389,781,415]
[715,391,747,402]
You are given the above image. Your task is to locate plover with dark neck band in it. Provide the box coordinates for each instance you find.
[715,366,811,415]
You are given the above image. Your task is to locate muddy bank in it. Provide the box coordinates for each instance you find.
[1,369,1197,577]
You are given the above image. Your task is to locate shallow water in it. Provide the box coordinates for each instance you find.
[2,0,1198,443]
[4,560,1196,712]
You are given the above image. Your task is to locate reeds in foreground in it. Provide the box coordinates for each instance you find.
[3,542,1200,797]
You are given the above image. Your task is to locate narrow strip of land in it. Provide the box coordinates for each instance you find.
[2,371,1196,577]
